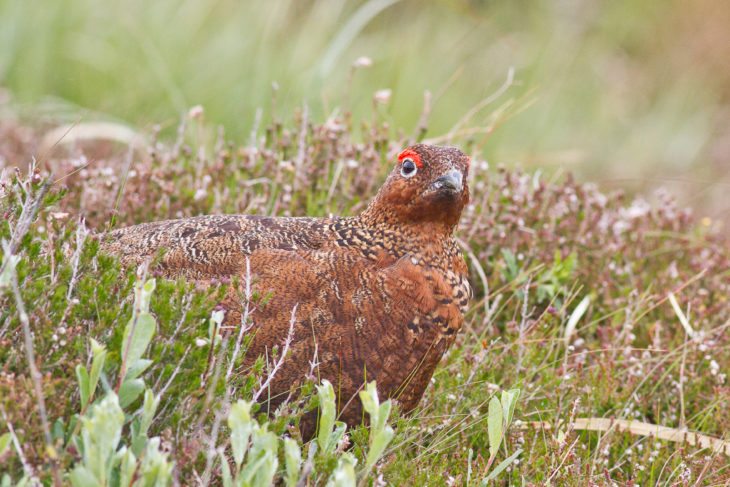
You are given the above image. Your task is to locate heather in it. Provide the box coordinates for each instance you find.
[1,107,729,485]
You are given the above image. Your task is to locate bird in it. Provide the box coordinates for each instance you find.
[100,144,472,433]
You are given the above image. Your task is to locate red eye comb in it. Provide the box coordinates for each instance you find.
[397,149,423,168]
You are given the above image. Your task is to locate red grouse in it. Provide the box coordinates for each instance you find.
[101,144,471,429]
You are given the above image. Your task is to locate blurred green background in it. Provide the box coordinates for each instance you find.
[1,0,729,219]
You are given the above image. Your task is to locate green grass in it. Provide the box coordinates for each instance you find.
[1,108,729,484]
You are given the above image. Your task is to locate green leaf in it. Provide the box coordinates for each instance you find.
[359,382,395,472]
[0,240,20,290]
[326,452,357,487]
[116,446,137,487]
[329,421,346,454]
[564,295,590,344]
[138,278,156,313]
[137,437,173,487]
[132,389,160,456]
[121,313,156,378]
[556,428,566,445]
[52,418,65,442]
[252,453,278,487]
[119,278,158,386]
[481,448,522,484]
[360,382,391,437]
[69,467,98,487]
[220,451,233,487]
[500,248,518,280]
[376,399,392,434]
[238,426,278,487]
[488,396,503,460]
[467,448,473,485]
[77,393,124,485]
[124,359,153,382]
[140,389,159,435]
[208,309,225,343]
[228,399,253,469]
[119,378,145,408]
[316,380,338,454]
[500,389,520,427]
[88,339,107,404]
[284,437,302,487]
[75,365,90,410]
[364,425,394,472]
[359,382,379,420]
[0,433,11,457]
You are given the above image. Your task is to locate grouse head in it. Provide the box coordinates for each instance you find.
[363,144,470,233]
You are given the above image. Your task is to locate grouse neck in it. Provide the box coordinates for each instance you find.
[358,206,458,237]
[354,213,457,248]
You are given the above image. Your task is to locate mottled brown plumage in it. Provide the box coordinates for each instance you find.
[101,144,471,430]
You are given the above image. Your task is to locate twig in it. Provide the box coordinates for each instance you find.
[251,304,298,403]
[226,258,255,383]
[456,237,489,332]
[1,405,37,485]
[108,144,135,230]
[58,218,89,327]
[2,173,61,485]
[116,263,150,393]
[249,108,263,148]
[165,292,192,347]
[201,260,258,486]
[2,170,51,271]
[171,114,187,160]
[516,277,532,373]
[51,160,91,185]
[199,332,233,487]
[413,90,432,142]
[294,441,318,487]
[668,292,698,340]
[521,418,730,457]
[546,437,580,483]
[201,310,221,387]
[10,273,60,484]
[326,160,346,205]
[292,105,309,193]
[679,334,688,429]
[156,345,191,400]
[445,67,515,142]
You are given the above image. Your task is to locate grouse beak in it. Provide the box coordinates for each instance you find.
[432,169,463,194]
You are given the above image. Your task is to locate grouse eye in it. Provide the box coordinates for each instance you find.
[400,158,417,178]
